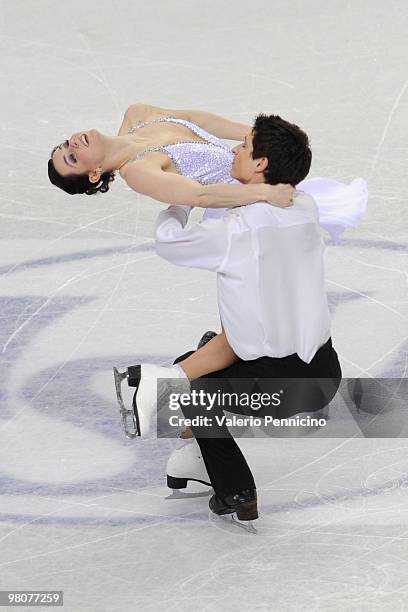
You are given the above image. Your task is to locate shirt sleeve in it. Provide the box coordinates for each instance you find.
[154,205,229,272]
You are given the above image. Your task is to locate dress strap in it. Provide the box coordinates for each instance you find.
[127,116,227,149]
[128,117,170,134]
[119,146,167,169]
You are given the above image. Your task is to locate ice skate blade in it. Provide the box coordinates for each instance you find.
[167,475,211,489]
[209,511,258,534]
[165,489,212,500]
[113,367,141,439]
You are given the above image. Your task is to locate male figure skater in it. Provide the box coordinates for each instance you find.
[117,115,342,521]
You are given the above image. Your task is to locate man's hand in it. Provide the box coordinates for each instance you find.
[263,183,296,208]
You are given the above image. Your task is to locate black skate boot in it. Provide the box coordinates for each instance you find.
[209,489,258,521]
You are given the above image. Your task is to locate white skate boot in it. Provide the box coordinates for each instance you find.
[166,439,211,489]
[113,364,188,439]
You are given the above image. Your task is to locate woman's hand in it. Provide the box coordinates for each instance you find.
[262,183,295,208]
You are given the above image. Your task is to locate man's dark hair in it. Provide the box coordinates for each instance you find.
[47,157,115,195]
[252,114,312,186]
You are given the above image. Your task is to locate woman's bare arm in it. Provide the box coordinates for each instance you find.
[171,109,251,141]
[126,103,251,141]
[121,156,294,208]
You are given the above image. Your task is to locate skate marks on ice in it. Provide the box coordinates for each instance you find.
[0,240,154,277]
[0,295,181,497]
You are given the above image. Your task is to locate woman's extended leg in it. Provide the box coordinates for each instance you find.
[178,330,238,380]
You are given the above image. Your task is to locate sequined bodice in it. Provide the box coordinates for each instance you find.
[124,116,236,186]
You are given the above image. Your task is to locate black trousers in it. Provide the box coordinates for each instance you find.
[174,337,342,499]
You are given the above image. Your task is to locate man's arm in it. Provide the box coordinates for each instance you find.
[154,205,228,272]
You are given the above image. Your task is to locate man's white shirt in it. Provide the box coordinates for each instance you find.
[154,193,331,364]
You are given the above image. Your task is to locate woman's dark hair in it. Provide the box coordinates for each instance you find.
[252,114,312,186]
[48,157,115,195]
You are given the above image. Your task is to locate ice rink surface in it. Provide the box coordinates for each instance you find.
[1,0,408,610]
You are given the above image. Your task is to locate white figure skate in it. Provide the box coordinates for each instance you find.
[113,364,187,439]
[166,439,211,489]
